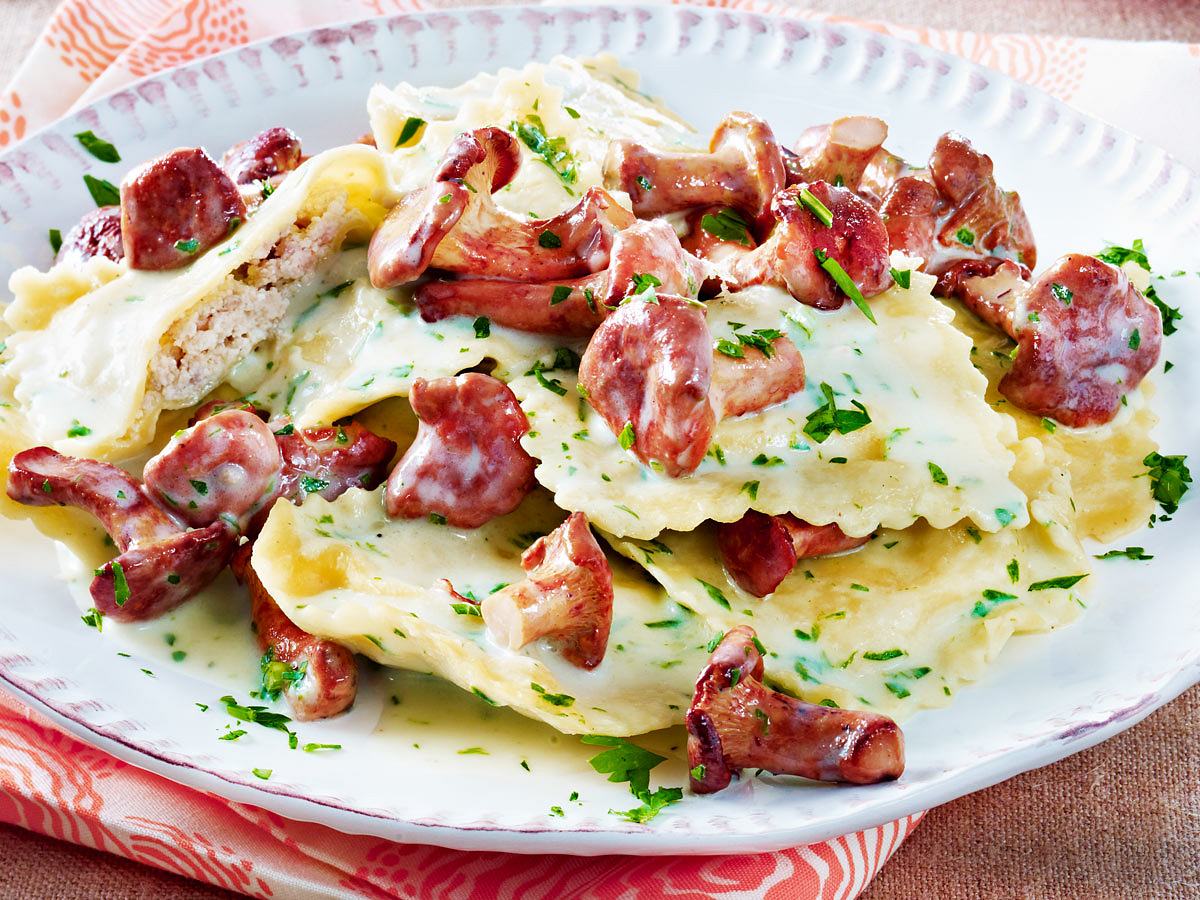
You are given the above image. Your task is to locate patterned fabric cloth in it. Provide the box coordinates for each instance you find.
[0,1,1195,897]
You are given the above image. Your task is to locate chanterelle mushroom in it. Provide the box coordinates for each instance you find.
[941,253,1163,427]
[414,218,706,337]
[7,447,237,621]
[606,112,786,228]
[578,294,716,477]
[481,511,613,669]
[716,181,893,310]
[120,147,246,270]
[579,291,806,475]
[232,544,357,721]
[142,409,283,532]
[368,126,633,288]
[385,373,536,527]
[687,625,905,793]
[716,511,870,597]
[880,131,1036,276]
[785,116,889,192]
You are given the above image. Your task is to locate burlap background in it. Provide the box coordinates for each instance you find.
[0,0,1197,896]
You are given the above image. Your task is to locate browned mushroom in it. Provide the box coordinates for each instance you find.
[414,218,706,336]
[120,147,246,270]
[880,132,1035,276]
[7,447,238,621]
[717,181,893,310]
[368,127,633,288]
[578,294,716,477]
[385,373,535,527]
[57,205,124,265]
[687,625,904,793]
[142,409,283,532]
[274,421,397,502]
[480,511,613,669]
[91,521,239,621]
[936,256,1029,339]
[710,334,806,420]
[221,126,304,185]
[605,112,786,228]
[7,447,177,551]
[716,511,870,597]
[998,255,1159,426]
[785,116,889,191]
[231,544,357,721]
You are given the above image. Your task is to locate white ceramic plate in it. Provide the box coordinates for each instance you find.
[1,4,1198,856]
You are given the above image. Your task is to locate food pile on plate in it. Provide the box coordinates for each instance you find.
[0,56,1178,805]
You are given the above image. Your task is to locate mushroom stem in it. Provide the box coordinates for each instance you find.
[687,625,905,793]
[481,511,614,669]
[716,511,870,597]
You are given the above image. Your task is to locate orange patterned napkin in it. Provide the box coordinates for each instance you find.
[1,1,1196,897]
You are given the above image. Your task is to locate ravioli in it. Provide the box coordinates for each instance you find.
[946,290,1159,541]
[251,487,707,735]
[1,144,397,458]
[515,260,1029,540]
[610,436,1090,717]
[228,248,553,427]
[370,54,695,221]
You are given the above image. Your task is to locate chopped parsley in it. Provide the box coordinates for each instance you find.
[539,229,563,249]
[972,588,1017,617]
[303,743,342,752]
[394,116,426,148]
[1129,328,1141,350]
[252,768,272,780]
[80,608,104,631]
[714,338,743,358]
[697,579,731,610]
[450,602,482,617]
[299,475,329,494]
[803,382,871,443]
[531,682,575,707]
[927,462,949,485]
[797,188,833,227]
[66,420,92,438]
[1143,452,1191,514]
[48,228,62,254]
[1041,417,1057,433]
[629,272,662,295]
[511,115,577,191]
[890,267,911,289]
[82,174,119,206]
[1050,282,1073,305]
[219,729,247,742]
[635,174,652,190]
[862,649,905,661]
[550,285,572,305]
[219,695,293,734]
[174,237,200,254]
[741,480,760,500]
[473,316,491,339]
[1094,546,1153,561]
[618,421,636,450]
[994,507,1015,527]
[75,129,121,162]
[1097,239,1182,336]
[814,248,875,324]
[699,208,752,245]
[955,227,975,246]
[110,561,130,607]
[1027,574,1088,591]
[1007,559,1020,582]
[581,735,682,824]
[259,648,305,701]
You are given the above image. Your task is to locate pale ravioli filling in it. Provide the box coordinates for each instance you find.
[251,488,707,736]
[515,261,1029,541]
[232,249,552,428]
[1,144,396,457]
